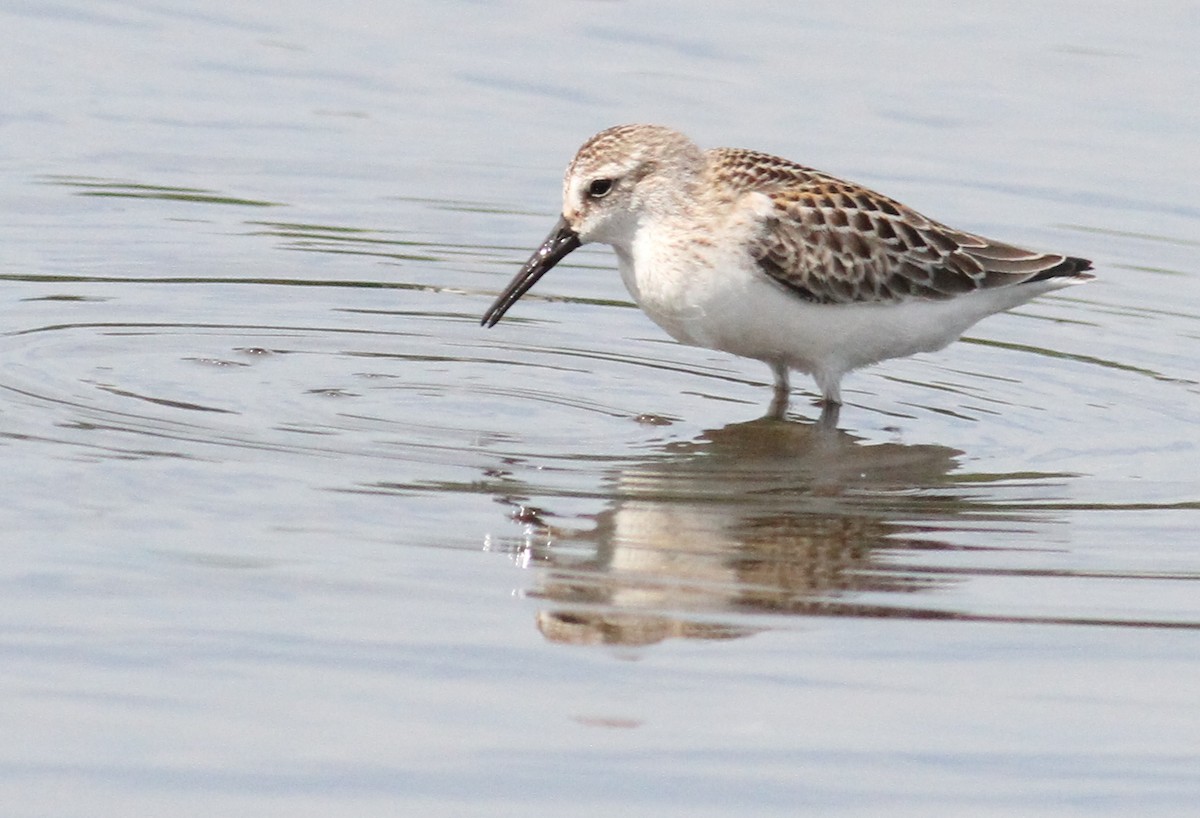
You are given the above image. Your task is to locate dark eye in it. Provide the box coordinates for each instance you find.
[587,178,613,199]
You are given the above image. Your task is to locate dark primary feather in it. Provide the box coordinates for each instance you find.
[708,148,1093,305]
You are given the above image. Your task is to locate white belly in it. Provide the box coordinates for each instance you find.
[617,243,1069,382]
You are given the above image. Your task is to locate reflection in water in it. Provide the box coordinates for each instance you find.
[13,174,1197,651]
[510,418,1054,646]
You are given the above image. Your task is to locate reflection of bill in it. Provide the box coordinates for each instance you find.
[516,417,985,646]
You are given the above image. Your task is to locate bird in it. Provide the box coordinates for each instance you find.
[481,124,1093,416]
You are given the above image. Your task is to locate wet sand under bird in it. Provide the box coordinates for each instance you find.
[482,124,1094,418]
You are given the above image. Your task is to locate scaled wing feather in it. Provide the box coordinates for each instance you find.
[709,148,1091,304]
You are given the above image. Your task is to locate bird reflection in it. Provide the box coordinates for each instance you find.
[503,417,1012,647]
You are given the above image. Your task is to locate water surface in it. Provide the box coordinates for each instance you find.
[2,1,1198,815]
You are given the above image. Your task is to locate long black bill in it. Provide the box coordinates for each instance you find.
[481,216,581,328]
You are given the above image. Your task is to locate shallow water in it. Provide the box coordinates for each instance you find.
[3,1,1199,815]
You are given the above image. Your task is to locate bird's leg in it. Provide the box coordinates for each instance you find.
[814,371,843,407]
[816,400,841,430]
[767,362,790,420]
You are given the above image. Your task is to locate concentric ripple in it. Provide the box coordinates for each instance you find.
[4,180,1199,642]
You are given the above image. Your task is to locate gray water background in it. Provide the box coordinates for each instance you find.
[2,2,1199,815]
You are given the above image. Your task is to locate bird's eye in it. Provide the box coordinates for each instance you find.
[587,178,614,199]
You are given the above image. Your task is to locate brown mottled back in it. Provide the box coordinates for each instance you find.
[708,148,1093,304]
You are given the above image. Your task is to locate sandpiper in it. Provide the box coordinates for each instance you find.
[482,124,1093,413]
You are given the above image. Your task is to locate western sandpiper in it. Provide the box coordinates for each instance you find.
[482,124,1093,414]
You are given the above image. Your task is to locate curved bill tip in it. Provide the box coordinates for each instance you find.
[481,216,581,328]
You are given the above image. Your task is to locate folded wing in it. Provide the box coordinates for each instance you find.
[710,148,1093,304]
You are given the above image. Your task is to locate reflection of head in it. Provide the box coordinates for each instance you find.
[536,610,751,647]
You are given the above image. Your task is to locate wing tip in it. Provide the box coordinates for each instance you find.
[1031,255,1095,284]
